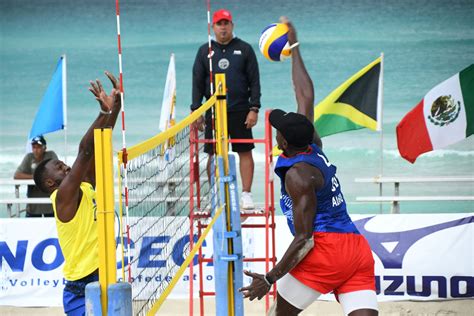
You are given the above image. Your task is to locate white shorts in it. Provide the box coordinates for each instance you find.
[278,273,378,315]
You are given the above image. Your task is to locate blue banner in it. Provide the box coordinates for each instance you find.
[28,56,65,140]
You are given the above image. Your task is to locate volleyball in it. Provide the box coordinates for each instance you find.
[259,23,291,62]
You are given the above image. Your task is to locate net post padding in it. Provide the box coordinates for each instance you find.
[94,128,117,314]
[213,73,237,314]
[116,158,126,282]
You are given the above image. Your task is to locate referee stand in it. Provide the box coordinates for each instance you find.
[191,74,277,315]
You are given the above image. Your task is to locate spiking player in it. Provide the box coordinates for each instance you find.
[33,72,121,316]
[239,18,378,316]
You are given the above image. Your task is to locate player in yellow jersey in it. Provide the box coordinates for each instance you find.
[33,71,121,316]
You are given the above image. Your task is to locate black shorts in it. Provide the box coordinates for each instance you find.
[204,109,255,154]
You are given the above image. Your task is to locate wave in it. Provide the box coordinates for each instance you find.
[246,147,474,164]
[325,147,474,158]
[383,149,474,159]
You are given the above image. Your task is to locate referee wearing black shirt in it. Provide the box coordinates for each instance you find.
[191,9,261,210]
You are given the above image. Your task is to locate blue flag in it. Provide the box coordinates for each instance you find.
[29,56,67,140]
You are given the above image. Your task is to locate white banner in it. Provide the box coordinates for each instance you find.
[0,214,472,306]
[245,214,474,302]
[0,218,64,306]
[159,53,176,132]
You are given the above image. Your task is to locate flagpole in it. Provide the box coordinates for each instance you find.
[378,52,384,213]
[62,54,68,164]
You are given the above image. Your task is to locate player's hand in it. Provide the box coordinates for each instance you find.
[105,70,120,90]
[280,16,297,45]
[193,115,205,132]
[105,71,122,111]
[89,72,119,113]
[239,270,271,301]
[245,111,258,129]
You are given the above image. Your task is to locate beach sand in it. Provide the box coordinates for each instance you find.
[1,299,472,315]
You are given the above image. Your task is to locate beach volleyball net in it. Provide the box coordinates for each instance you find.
[117,90,223,315]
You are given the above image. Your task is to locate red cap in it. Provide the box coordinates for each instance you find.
[212,9,232,24]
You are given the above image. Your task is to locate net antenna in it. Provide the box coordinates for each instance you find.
[114,0,132,283]
[206,0,214,96]
[206,0,218,158]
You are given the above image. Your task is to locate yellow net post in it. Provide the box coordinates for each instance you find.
[94,128,117,314]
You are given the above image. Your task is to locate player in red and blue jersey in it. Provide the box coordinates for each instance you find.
[239,17,378,316]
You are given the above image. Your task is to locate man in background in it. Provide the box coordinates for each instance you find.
[191,8,261,210]
[14,135,58,217]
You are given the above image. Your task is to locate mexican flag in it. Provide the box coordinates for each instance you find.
[396,64,474,163]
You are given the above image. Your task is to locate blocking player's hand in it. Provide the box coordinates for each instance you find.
[89,72,119,114]
[104,71,122,111]
[239,270,271,301]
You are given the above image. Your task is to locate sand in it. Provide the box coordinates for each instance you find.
[1,299,472,315]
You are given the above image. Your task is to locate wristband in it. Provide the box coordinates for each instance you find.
[249,107,259,113]
[289,42,300,50]
[263,274,273,286]
[100,109,112,115]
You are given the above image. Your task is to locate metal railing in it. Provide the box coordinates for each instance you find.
[0,179,50,217]
[0,177,211,218]
[355,176,474,213]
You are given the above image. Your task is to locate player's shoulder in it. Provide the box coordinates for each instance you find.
[286,162,322,190]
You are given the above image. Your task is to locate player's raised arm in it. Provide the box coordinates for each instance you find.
[55,72,120,222]
[83,71,122,186]
[282,17,322,148]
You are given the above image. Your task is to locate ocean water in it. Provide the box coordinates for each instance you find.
[1,0,473,216]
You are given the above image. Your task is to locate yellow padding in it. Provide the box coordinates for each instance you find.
[146,205,225,316]
[119,94,217,162]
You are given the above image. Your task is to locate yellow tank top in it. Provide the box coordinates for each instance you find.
[51,182,99,281]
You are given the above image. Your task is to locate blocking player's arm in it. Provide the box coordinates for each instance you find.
[83,74,122,186]
[55,72,120,223]
[285,18,323,148]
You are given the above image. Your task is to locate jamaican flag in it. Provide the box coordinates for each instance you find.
[314,57,382,137]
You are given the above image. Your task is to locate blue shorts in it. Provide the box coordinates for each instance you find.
[63,271,99,316]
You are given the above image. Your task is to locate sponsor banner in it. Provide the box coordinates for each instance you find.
[246,214,473,302]
[0,218,64,306]
[117,216,217,301]
[0,214,472,306]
